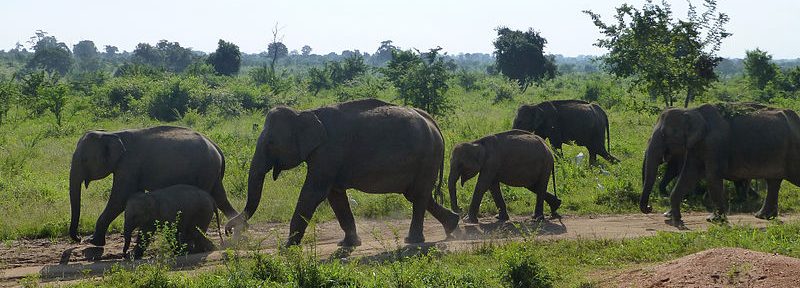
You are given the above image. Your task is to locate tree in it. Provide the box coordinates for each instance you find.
[307,66,332,95]
[37,82,68,126]
[585,0,730,107]
[132,43,162,67]
[0,79,18,126]
[492,27,557,91]
[104,45,118,57]
[132,40,195,72]
[267,42,288,66]
[329,54,367,85]
[207,39,241,76]
[743,48,778,90]
[73,40,100,72]
[301,45,312,56]
[370,40,397,66]
[25,30,73,75]
[383,47,451,116]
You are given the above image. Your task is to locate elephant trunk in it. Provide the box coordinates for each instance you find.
[241,143,273,221]
[68,159,84,242]
[447,166,461,213]
[640,129,665,214]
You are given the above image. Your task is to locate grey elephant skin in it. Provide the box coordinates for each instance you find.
[226,99,459,246]
[69,126,237,246]
[448,130,560,223]
[123,185,220,259]
[513,100,618,165]
[640,103,800,226]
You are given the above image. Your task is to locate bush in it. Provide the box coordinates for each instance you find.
[481,77,518,103]
[583,82,601,102]
[102,77,147,112]
[501,249,553,288]
[148,80,191,121]
[457,69,483,91]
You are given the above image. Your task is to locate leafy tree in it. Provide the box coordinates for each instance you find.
[0,79,19,125]
[104,45,119,57]
[370,40,397,66]
[383,47,451,116]
[73,40,101,72]
[585,0,730,107]
[743,48,778,90]
[37,82,68,126]
[207,39,241,76]
[307,66,332,96]
[492,27,556,91]
[25,31,73,75]
[330,54,367,85]
[132,43,162,67]
[132,40,195,72]
[301,45,312,56]
[267,42,288,67]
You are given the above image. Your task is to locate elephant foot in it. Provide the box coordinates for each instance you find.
[495,213,509,222]
[451,206,462,214]
[706,212,728,224]
[532,214,546,222]
[549,211,562,220]
[337,235,362,247]
[86,235,106,247]
[662,210,672,218]
[755,208,778,220]
[664,218,685,229]
[444,213,460,235]
[463,215,479,224]
[550,198,562,214]
[404,234,425,244]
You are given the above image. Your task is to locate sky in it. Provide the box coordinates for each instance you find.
[1,0,798,59]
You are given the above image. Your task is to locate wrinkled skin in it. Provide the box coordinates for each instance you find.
[123,185,219,259]
[640,103,800,226]
[69,126,237,246]
[226,99,459,246]
[513,100,618,165]
[448,130,560,223]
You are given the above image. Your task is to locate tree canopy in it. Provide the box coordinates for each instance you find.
[493,27,556,91]
[384,47,451,116]
[585,0,730,107]
[25,31,73,75]
[207,39,241,76]
[744,48,778,90]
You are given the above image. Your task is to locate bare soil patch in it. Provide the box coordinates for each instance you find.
[0,213,793,286]
[604,247,800,287]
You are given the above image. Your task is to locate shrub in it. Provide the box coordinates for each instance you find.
[481,77,518,103]
[457,69,483,91]
[148,80,190,121]
[501,249,553,288]
[583,82,601,102]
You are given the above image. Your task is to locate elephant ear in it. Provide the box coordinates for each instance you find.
[683,110,706,148]
[102,134,126,170]
[460,143,486,186]
[295,111,326,161]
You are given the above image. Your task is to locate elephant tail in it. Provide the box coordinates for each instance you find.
[601,107,611,153]
[436,155,444,204]
[552,160,557,197]
[214,206,224,247]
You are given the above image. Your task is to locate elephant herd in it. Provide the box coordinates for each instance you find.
[66,98,798,257]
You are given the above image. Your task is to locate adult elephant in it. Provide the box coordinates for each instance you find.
[512,100,618,165]
[69,126,238,246]
[640,103,800,226]
[225,99,459,246]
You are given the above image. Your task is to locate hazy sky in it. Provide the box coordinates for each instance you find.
[1,0,798,58]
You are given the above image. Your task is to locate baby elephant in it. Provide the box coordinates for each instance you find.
[123,185,221,259]
[448,130,561,223]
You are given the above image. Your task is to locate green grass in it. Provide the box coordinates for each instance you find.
[3,73,800,241]
[43,220,800,287]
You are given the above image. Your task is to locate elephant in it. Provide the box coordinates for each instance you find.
[225,99,460,246]
[69,126,238,246]
[512,100,618,165]
[447,130,560,223]
[656,150,757,200]
[123,184,221,259]
[640,103,800,226]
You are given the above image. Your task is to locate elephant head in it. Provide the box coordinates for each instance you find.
[512,103,556,137]
[640,108,706,213]
[122,194,157,255]
[228,106,326,231]
[447,142,486,212]
[69,131,126,242]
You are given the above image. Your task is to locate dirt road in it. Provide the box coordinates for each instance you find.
[0,212,793,286]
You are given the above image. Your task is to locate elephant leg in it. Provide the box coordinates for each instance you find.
[286,181,331,246]
[327,188,361,247]
[734,180,756,201]
[489,182,509,222]
[705,177,728,223]
[89,186,134,246]
[660,160,681,197]
[465,174,493,224]
[588,151,598,166]
[424,196,460,236]
[668,157,702,226]
[405,190,429,244]
[212,180,238,219]
[756,179,781,220]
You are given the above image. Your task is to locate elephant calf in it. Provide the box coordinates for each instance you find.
[448,130,561,223]
[123,185,220,259]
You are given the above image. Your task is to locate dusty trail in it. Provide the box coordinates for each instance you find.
[0,213,793,286]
